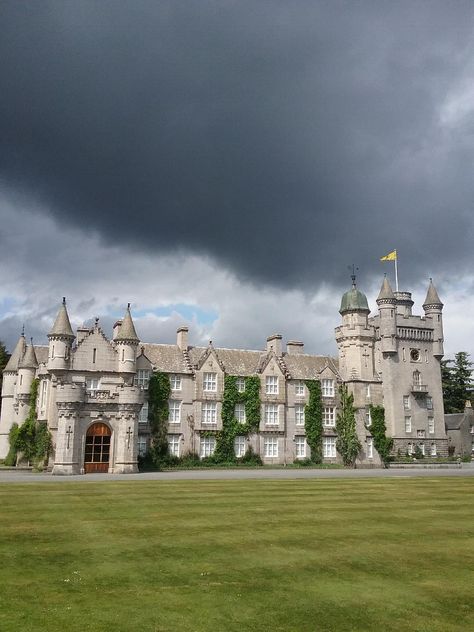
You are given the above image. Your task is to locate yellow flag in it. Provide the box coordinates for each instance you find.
[380,249,397,261]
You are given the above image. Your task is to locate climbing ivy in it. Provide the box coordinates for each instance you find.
[368,405,393,467]
[336,384,361,467]
[10,379,52,469]
[213,375,261,462]
[147,372,171,466]
[304,380,323,463]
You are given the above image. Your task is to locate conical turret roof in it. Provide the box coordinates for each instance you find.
[115,304,139,342]
[423,279,443,309]
[49,298,75,338]
[376,276,396,302]
[4,332,26,372]
[19,341,38,369]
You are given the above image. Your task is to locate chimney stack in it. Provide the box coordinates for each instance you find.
[287,340,304,355]
[266,334,282,356]
[112,320,122,340]
[177,326,189,351]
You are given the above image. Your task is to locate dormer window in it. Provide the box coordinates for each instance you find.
[203,372,217,392]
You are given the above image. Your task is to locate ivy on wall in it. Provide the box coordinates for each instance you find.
[304,379,323,463]
[213,375,261,463]
[368,405,393,467]
[147,372,171,466]
[5,379,51,469]
[336,384,361,467]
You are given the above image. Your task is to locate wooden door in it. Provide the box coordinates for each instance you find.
[84,422,111,473]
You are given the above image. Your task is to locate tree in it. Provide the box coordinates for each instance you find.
[0,341,11,411]
[442,352,473,413]
[368,405,393,467]
[336,384,361,467]
[147,372,171,466]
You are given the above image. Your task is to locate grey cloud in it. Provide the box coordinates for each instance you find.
[1,1,474,290]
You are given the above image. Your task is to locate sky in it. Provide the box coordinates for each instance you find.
[1,1,474,359]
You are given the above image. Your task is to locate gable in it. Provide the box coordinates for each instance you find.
[72,330,117,372]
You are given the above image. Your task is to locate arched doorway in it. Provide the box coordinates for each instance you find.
[84,422,111,473]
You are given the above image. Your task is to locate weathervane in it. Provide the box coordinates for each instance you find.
[348,264,359,289]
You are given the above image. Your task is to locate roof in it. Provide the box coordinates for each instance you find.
[4,334,26,372]
[34,346,50,365]
[339,287,370,314]
[115,306,139,342]
[282,354,338,379]
[18,343,38,369]
[444,413,465,430]
[423,280,443,309]
[377,276,396,302]
[49,299,75,338]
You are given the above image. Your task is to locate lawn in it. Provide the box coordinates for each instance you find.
[0,478,473,632]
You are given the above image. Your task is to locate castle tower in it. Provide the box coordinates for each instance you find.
[423,279,444,359]
[0,331,26,458]
[16,340,39,426]
[376,276,397,354]
[115,304,139,373]
[48,298,75,371]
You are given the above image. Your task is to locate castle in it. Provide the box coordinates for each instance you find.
[0,277,448,473]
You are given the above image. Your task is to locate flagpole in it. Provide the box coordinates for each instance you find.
[394,250,399,292]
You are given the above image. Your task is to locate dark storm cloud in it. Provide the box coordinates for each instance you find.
[1,1,474,289]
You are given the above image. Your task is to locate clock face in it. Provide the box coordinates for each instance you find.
[410,349,420,362]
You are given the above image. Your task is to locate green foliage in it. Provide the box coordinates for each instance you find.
[213,375,261,463]
[336,384,361,467]
[147,372,171,467]
[368,405,393,467]
[304,379,323,463]
[0,341,10,410]
[13,379,51,468]
[442,352,473,413]
[413,444,424,460]
[4,424,19,466]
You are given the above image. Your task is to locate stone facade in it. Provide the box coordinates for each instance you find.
[0,277,450,473]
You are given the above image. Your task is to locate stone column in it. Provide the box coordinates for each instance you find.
[113,403,141,474]
[52,402,81,475]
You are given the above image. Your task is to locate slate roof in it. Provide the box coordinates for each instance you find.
[377,276,396,302]
[18,343,38,369]
[34,346,49,365]
[444,413,465,430]
[49,299,75,338]
[423,280,443,308]
[116,306,139,342]
[4,335,26,372]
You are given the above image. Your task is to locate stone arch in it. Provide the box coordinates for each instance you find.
[84,422,112,473]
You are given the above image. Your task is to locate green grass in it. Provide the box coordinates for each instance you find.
[0,478,473,632]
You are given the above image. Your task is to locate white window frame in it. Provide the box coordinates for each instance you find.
[265,375,278,395]
[264,437,278,458]
[428,417,435,434]
[407,442,414,455]
[403,395,410,411]
[234,403,246,424]
[169,400,181,424]
[168,434,181,457]
[170,374,182,391]
[200,436,216,458]
[40,380,48,411]
[86,378,99,394]
[202,401,217,425]
[134,369,150,389]
[367,437,373,459]
[203,372,217,392]
[405,416,412,433]
[419,443,425,456]
[234,435,246,458]
[365,409,372,427]
[138,437,147,457]
[236,377,245,393]
[295,436,306,459]
[295,404,305,426]
[264,403,279,426]
[430,442,437,457]
[323,437,336,458]
[139,401,149,423]
[321,379,335,397]
[295,381,305,396]
[366,384,371,398]
[323,407,336,427]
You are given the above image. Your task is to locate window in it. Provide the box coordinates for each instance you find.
[295,381,305,396]
[200,436,216,458]
[234,403,246,424]
[419,443,425,456]
[295,404,305,426]
[92,348,97,364]
[470,425,474,435]
[323,407,335,427]
[265,375,278,394]
[405,416,412,432]
[407,442,414,455]
[323,437,336,458]
[202,401,217,424]
[366,384,371,398]
[135,369,150,389]
[417,429,426,438]
[413,370,421,386]
[321,379,335,397]
[40,380,48,411]
[138,437,147,457]
[365,409,372,427]
[203,372,217,392]
[264,437,278,458]
[169,400,181,423]
[426,396,433,410]
[430,442,437,457]
[428,417,434,434]
[367,437,373,459]
[86,378,99,394]
[234,436,246,457]
[236,377,245,392]
[295,436,306,458]
[410,349,420,362]
[403,396,410,411]
[168,434,180,457]
[139,401,149,423]
[170,375,182,391]
[264,404,279,426]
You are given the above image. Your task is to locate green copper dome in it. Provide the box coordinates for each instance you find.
[339,287,370,315]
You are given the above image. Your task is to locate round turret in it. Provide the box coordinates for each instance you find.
[48,298,75,371]
[339,287,370,315]
[115,304,139,373]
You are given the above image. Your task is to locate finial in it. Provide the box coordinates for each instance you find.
[21,324,25,337]
[209,340,213,346]
[62,297,66,305]
[95,317,99,326]
[30,337,33,344]
[348,264,359,289]
[429,277,432,282]
[127,302,131,309]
